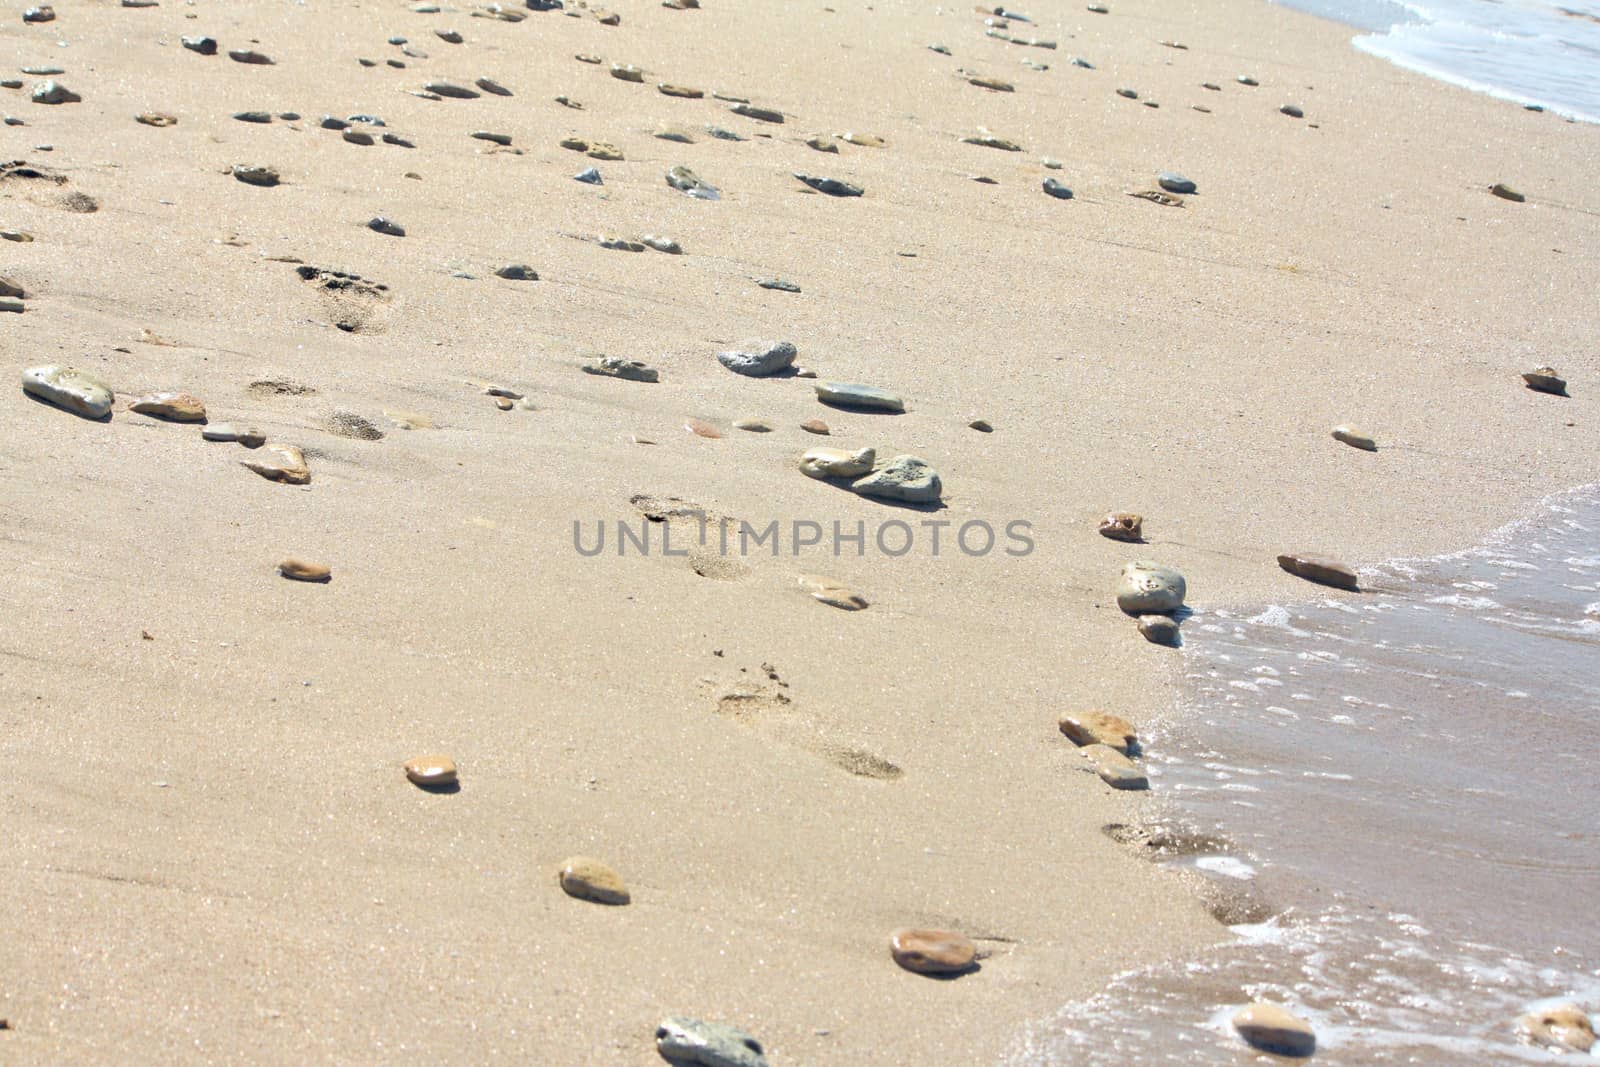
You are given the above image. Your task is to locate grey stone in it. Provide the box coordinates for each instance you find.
[31,81,80,105]
[1332,425,1378,451]
[1238,75,1259,86]
[320,116,350,129]
[424,81,480,98]
[1157,171,1196,194]
[22,364,113,418]
[815,381,904,412]
[731,103,784,123]
[642,235,682,254]
[574,167,603,184]
[1138,614,1180,646]
[705,125,746,141]
[1042,178,1073,199]
[23,6,55,23]
[234,110,272,123]
[382,133,415,148]
[583,357,659,383]
[655,1017,768,1067]
[181,34,217,54]
[1280,103,1304,118]
[717,340,795,377]
[1116,561,1186,614]
[475,77,512,96]
[1523,366,1567,395]
[368,216,405,236]
[666,165,719,199]
[232,164,280,187]
[1071,56,1095,68]
[794,173,863,197]
[757,278,799,293]
[1082,743,1148,789]
[343,130,375,145]
[228,49,274,64]
[495,264,538,280]
[599,237,645,252]
[471,131,512,145]
[850,455,941,503]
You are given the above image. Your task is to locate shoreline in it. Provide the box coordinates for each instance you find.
[2,0,1598,1061]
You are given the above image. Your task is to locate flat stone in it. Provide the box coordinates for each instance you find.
[234,110,272,123]
[0,297,22,312]
[666,165,718,199]
[403,754,457,787]
[23,6,56,23]
[799,446,875,479]
[495,264,538,281]
[1098,512,1143,541]
[1332,425,1377,451]
[241,444,310,484]
[610,63,644,82]
[228,49,274,65]
[1232,1003,1316,1057]
[574,167,603,185]
[233,164,280,187]
[476,77,512,96]
[1059,711,1137,753]
[961,132,1023,151]
[654,1017,768,1067]
[558,856,630,905]
[383,133,415,148]
[1138,614,1180,646]
[804,134,839,153]
[969,418,993,432]
[684,418,721,439]
[757,278,799,292]
[22,365,113,419]
[279,558,331,582]
[583,356,658,383]
[718,340,796,377]
[1517,1004,1595,1054]
[800,419,829,435]
[642,235,682,254]
[136,112,176,127]
[1491,182,1526,202]
[839,132,884,147]
[1042,178,1073,199]
[1116,561,1185,614]
[851,455,941,503]
[471,131,512,145]
[969,75,1014,91]
[31,81,80,105]
[0,277,22,299]
[130,391,206,422]
[815,381,904,412]
[202,422,262,443]
[889,928,976,975]
[435,28,463,42]
[794,173,863,197]
[706,125,746,141]
[1523,366,1567,395]
[731,103,784,123]
[1238,75,1260,86]
[1157,171,1196,194]
[599,237,645,252]
[368,217,405,236]
[1116,88,1139,99]
[798,574,868,610]
[1278,553,1359,591]
[659,83,704,98]
[733,417,771,432]
[1280,103,1304,118]
[655,124,696,143]
[1081,743,1148,789]
[424,81,479,99]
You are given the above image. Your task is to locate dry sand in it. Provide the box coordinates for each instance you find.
[2,0,1597,1061]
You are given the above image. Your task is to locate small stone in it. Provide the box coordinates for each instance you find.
[969,75,1014,91]
[705,125,746,141]
[1042,178,1073,199]
[815,381,904,412]
[1232,1003,1316,1057]
[493,396,514,411]
[1238,75,1259,86]
[382,133,415,148]
[495,264,538,281]
[476,77,512,96]
[968,418,993,432]
[228,49,274,65]
[804,134,839,153]
[1116,561,1185,614]
[1490,182,1526,202]
[889,929,976,975]
[851,455,940,503]
[1072,56,1095,68]
[583,356,659,383]
[234,110,272,124]
[575,53,602,64]
[733,417,771,432]
[1280,103,1304,118]
[558,856,630,905]
[1277,553,1359,591]
[1116,87,1138,99]
[278,558,331,582]
[718,340,796,377]
[1087,3,1109,11]
[1042,158,1063,170]
[971,175,998,184]
[471,131,512,145]
[22,365,113,419]
[794,173,864,197]
[961,132,1023,151]
[930,44,951,54]
[1522,366,1567,395]
[666,165,718,199]
[731,103,784,123]
[798,574,868,610]
[1332,425,1377,451]
[757,278,799,292]
[1058,711,1137,753]
[599,237,645,252]
[242,444,310,484]
[403,755,457,788]
[655,124,696,143]
[136,112,177,127]
[1157,171,1196,194]
[659,83,704,98]
[1098,512,1143,542]
[800,419,829,435]
[201,422,257,443]
[343,130,375,146]
[31,81,80,105]
[435,28,463,42]
[1138,614,1180,646]
[610,62,644,82]
[1081,743,1148,789]
[574,167,603,185]
[1516,1004,1595,1054]
[368,217,405,236]
[23,6,55,22]
[654,1017,768,1067]
[232,164,280,187]
[130,391,206,422]
[424,82,480,99]
[1130,189,1184,207]
[0,277,21,299]
[839,132,885,148]
[641,235,682,254]
[799,447,875,479]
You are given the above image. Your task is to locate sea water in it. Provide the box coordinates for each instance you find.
[1008,487,1600,1064]
[1274,0,1600,122]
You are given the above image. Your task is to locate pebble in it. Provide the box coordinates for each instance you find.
[659,83,704,98]
[1522,365,1567,395]
[1232,1002,1317,1057]
[435,28,463,43]
[642,235,682,254]
[1238,75,1260,86]
[969,418,993,432]
[600,237,645,252]
[1098,512,1143,542]
[1072,56,1095,68]
[0,297,21,313]
[1280,103,1304,118]
[610,62,644,82]
[23,6,55,22]
[574,166,603,184]
[705,125,746,141]
[798,574,868,610]
[1042,158,1062,170]
[889,928,977,975]
[851,455,941,503]
[839,131,885,148]
[558,856,630,904]
[961,132,1024,151]
[1516,1004,1595,1054]
[799,446,875,479]
[383,133,415,148]
[969,75,1014,92]
[234,110,272,124]
[1115,561,1185,614]
[201,423,265,445]
[731,103,784,123]
[804,134,839,153]
[930,44,952,55]
[471,131,512,145]
[228,49,273,65]
[1130,188,1184,206]
[31,81,80,105]
[403,755,457,788]
[278,558,331,583]
[1491,182,1526,202]
[666,165,719,199]
[1042,178,1073,199]
[733,417,771,432]
[476,77,512,96]
[1157,171,1196,194]
[1116,87,1138,99]
[241,444,310,484]
[656,124,696,143]
[757,278,799,292]
[233,164,280,187]
[655,1017,768,1067]
[22,365,114,419]
[368,217,405,236]
[717,339,796,377]
[495,264,538,281]
[794,173,864,197]
[685,418,721,439]
[800,419,829,435]
[815,381,904,412]
[1058,711,1137,753]
[583,356,658,383]
[1277,553,1359,591]
[1081,743,1148,789]
[1331,425,1377,451]
[424,81,479,99]
[130,391,206,422]
[0,277,22,299]
[343,131,375,146]
[1137,614,1180,646]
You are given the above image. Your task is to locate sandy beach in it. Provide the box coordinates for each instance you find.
[3,0,1597,1061]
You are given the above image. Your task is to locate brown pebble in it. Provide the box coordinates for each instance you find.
[889,928,977,975]
[1522,366,1567,396]
[1232,1002,1316,1057]
[1058,711,1137,753]
[494,396,513,410]
[1098,512,1143,542]
[1277,553,1359,591]
[404,755,457,787]
[278,558,331,583]
[800,419,829,435]
[559,856,631,905]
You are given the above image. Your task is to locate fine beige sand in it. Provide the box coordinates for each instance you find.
[3,0,1597,1062]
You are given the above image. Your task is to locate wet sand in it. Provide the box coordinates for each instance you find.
[2,0,1598,1061]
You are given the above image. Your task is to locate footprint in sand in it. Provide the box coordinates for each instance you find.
[702,664,904,780]
[0,160,99,212]
[292,264,393,334]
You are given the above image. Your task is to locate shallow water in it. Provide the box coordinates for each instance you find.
[1274,0,1600,122]
[1010,487,1600,1064]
